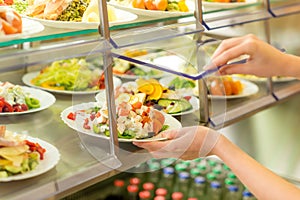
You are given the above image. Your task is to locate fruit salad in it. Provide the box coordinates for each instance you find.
[115,78,193,114]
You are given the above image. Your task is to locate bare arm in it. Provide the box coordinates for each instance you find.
[213,135,300,200]
[133,126,300,200]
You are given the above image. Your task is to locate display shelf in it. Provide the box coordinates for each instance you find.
[2,1,299,48]
[2,1,300,199]
[202,2,272,30]
[0,35,106,70]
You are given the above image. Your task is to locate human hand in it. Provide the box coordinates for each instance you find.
[206,34,288,77]
[132,126,220,160]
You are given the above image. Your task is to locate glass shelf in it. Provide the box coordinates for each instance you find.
[203,2,272,30]
[111,35,221,80]
[1,0,299,49]
[269,0,300,17]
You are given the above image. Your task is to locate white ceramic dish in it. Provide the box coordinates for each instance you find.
[0,136,60,182]
[22,71,122,95]
[60,102,182,142]
[24,8,137,29]
[0,18,44,42]
[108,0,194,17]
[233,74,297,83]
[202,0,257,9]
[208,78,259,99]
[0,86,56,116]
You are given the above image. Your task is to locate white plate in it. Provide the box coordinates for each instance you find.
[108,0,194,17]
[0,86,56,116]
[202,0,257,9]
[95,89,198,116]
[208,78,259,99]
[233,74,297,83]
[60,102,182,142]
[0,18,44,42]
[22,71,122,95]
[0,136,60,182]
[24,8,137,29]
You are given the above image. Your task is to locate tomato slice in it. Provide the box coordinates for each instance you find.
[67,112,76,120]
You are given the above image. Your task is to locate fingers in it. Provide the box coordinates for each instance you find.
[205,34,259,71]
[212,35,247,59]
[133,140,170,151]
[159,128,180,139]
[213,43,251,67]
[219,63,252,75]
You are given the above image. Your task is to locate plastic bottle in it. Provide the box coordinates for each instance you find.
[173,171,190,199]
[212,166,226,183]
[172,191,184,200]
[207,181,222,200]
[160,158,176,168]
[139,190,151,200]
[105,179,125,200]
[155,188,168,197]
[190,168,201,179]
[175,163,188,175]
[154,196,166,200]
[147,162,161,187]
[223,185,241,200]
[242,190,257,200]
[181,160,192,170]
[130,177,143,191]
[206,172,217,192]
[142,182,155,199]
[222,163,231,176]
[127,184,139,200]
[188,176,206,199]
[157,167,175,199]
[196,162,209,177]
[132,162,148,185]
[227,172,244,194]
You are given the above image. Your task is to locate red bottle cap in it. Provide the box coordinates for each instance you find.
[139,190,151,199]
[172,192,183,200]
[130,177,141,185]
[127,185,139,193]
[155,188,167,196]
[154,196,166,200]
[143,182,155,190]
[114,179,125,187]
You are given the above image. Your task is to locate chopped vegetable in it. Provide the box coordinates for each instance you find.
[31,58,102,91]
[57,0,90,22]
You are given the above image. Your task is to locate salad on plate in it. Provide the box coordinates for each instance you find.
[0,81,41,113]
[0,126,46,178]
[23,58,122,94]
[64,100,169,140]
[96,78,195,115]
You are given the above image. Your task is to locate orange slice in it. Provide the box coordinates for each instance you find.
[147,83,163,100]
[138,83,154,95]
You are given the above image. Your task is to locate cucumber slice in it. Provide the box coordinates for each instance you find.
[158,98,192,114]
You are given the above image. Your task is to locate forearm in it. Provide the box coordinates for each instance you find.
[213,135,300,200]
[280,54,300,79]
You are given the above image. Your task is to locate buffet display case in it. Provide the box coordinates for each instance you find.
[1,0,300,199]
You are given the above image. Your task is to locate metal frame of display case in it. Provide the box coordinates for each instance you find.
[1,0,300,199]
